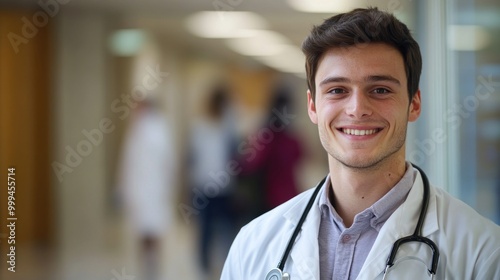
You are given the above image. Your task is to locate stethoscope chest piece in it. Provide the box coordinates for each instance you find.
[266,268,290,280]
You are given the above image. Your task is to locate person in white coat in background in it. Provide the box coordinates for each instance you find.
[221,7,500,280]
[118,97,174,280]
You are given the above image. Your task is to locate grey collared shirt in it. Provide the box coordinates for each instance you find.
[318,163,416,280]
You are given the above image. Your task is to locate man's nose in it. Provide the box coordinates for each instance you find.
[345,91,373,118]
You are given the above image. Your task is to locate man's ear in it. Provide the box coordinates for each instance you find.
[408,90,421,122]
[307,90,318,124]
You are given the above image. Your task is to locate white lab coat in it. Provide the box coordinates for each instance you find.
[119,110,174,237]
[221,169,500,279]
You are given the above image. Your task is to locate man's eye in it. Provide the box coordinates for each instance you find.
[373,88,390,94]
[374,88,389,93]
[328,88,345,94]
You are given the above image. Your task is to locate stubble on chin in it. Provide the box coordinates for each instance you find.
[322,129,407,172]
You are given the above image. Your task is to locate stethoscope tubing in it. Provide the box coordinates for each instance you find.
[269,163,439,279]
[384,164,439,275]
[276,176,326,271]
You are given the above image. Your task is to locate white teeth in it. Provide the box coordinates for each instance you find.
[342,128,378,136]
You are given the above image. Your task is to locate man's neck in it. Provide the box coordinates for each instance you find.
[328,158,407,228]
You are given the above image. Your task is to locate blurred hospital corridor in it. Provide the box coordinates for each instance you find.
[1,0,499,279]
[2,218,227,280]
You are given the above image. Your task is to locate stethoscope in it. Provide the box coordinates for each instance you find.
[265,164,439,280]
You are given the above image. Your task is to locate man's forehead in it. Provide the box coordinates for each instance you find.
[315,43,406,82]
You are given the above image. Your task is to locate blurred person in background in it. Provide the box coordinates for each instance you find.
[188,83,239,279]
[236,85,304,217]
[117,96,174,280]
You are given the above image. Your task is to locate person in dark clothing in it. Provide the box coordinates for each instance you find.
[238,86,304,212]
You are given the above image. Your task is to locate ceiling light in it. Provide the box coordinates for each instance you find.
[256,45,305,73]
[448,25,491,51]
[287,0,395,13]
[226,30,290,56]
[185,11,267,38]
[287,0,360,13]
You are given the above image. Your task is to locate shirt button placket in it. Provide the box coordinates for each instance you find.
[342,234,351,243]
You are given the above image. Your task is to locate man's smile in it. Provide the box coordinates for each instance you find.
[340,128,382,136]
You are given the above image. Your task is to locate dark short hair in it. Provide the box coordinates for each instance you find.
[207,84,229,118]
[301,7,422,101]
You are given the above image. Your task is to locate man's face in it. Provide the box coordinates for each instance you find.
[307,43,421,169]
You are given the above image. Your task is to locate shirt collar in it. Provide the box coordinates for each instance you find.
[369,162,416,230]
[318,174,338,215]
[318,162,416,231]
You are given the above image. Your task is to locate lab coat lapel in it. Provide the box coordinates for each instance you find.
[282,187,323,280]
[356,170,439,279]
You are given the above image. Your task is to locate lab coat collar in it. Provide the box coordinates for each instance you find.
[356,169,439,279]
[282,175,329,280]
[279,170,440,280]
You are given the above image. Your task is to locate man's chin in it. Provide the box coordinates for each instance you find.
[335,156,385,170]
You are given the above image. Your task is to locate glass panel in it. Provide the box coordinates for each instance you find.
[413,0,500,224]
[449,0,500,223]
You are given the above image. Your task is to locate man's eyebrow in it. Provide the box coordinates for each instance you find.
[365,75,401,85]
[318,76,351,87]
[318,75,401,87]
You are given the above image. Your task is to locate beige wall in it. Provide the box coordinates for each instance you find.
[53,10,110,277]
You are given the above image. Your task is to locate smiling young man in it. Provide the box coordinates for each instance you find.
[309,42,420,229]
[221,7,500,280]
